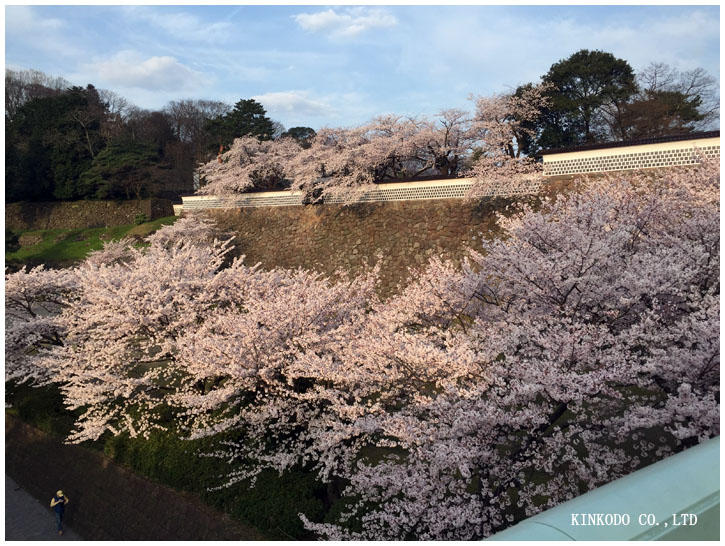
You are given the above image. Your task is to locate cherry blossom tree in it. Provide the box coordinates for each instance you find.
[281,116,428,203]
[421,108,473,177]
[171,264,382,485]
[177,162,720,539]
[5,265,77,385]
[194,88,551,203]
[296,160,719,539]
[197,136,301,194]
[196,113,467,202]
[5,217,252,442]
[6,160,718,540]
[466,84,551,198]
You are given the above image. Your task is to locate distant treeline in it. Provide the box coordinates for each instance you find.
[4,49,719,203]
[5,69,315,203]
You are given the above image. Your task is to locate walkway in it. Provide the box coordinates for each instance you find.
[5,415,266,540]
[5,475,83,540]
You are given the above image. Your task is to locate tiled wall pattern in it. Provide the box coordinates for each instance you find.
[183,192,304,210]
[179,136,719,214]
[543,141,719,177]
[182,177,541,211]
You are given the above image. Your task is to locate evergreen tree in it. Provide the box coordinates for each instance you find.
[79,140,161,200]
[614,90,705,140]
[519,49,637,153]
[6,85,106,201]
[280,126,316,148]
[206,99,275,152]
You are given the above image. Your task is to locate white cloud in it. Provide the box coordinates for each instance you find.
[121,6,234,42]
[249,90,378,128]
[5,5,84,58]
[253,90,333,118]
[83,51,205,92]
[542,10,719,74]
[6,5,63,31]
[293,7,397,38]
[394,7,720,103]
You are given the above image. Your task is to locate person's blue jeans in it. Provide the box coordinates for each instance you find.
[55,511,63,532]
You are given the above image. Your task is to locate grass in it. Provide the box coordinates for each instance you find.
[6,216,178,270]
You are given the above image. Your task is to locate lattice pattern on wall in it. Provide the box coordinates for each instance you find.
[325,181,471,203]
[181,138,718,212]
[460,178,543,198]
[181,177,542,210]
[544,145,720,176]
[182,193,303,209]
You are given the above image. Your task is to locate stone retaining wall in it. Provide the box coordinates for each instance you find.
[207,195,526,296]
[6,198,174,232]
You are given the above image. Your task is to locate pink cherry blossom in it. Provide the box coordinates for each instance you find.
[6,158,718,540]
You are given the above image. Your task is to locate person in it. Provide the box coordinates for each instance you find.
[50,490,69,535]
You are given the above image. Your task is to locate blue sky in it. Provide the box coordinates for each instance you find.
[5,4,720,130]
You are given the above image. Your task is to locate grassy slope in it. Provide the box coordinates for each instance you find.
[6,216,178,270]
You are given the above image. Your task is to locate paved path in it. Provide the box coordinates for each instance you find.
[6,415,267,540]
[5,475,83,541]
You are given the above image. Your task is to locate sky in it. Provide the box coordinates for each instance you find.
[4,4,721,130]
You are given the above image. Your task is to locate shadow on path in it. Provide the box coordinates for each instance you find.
[5,475,83,541]
[5,414,266,540]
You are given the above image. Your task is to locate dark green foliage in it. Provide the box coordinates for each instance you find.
[50,145,95,201]
[519,49,638,154]
[520,54,718,153]
[280,126,316,148]
[102,430,325,539]
[323,491,364,534]
[6,101,59,202]
[6,85,107,201]
[212,469,325,539]
[7,85,104,201]
[5,228,20,253]
[6,381,325,539]
[79,141,161,200]
[511,83,541,157]
[103,431,213,490]
[206,99,275,151]
[4,135,36,202]
[541,49,637,146]
[616,90,705,140]
[5,72,197,203]
[6,382,79,437]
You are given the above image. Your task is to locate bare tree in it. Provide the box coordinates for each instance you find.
[5,68,70,120]
[671,66,719,126]
[163,99,231,162]
[271,120,286,140]
[98,88,132,141]
[604,63,719,139]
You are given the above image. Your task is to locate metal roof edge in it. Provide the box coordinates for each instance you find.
[541,131,720,156]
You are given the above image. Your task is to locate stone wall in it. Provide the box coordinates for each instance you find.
[207,195,525,296]
[6,198,174,232]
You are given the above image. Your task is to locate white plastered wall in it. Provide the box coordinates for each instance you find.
[543,136,719,176]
